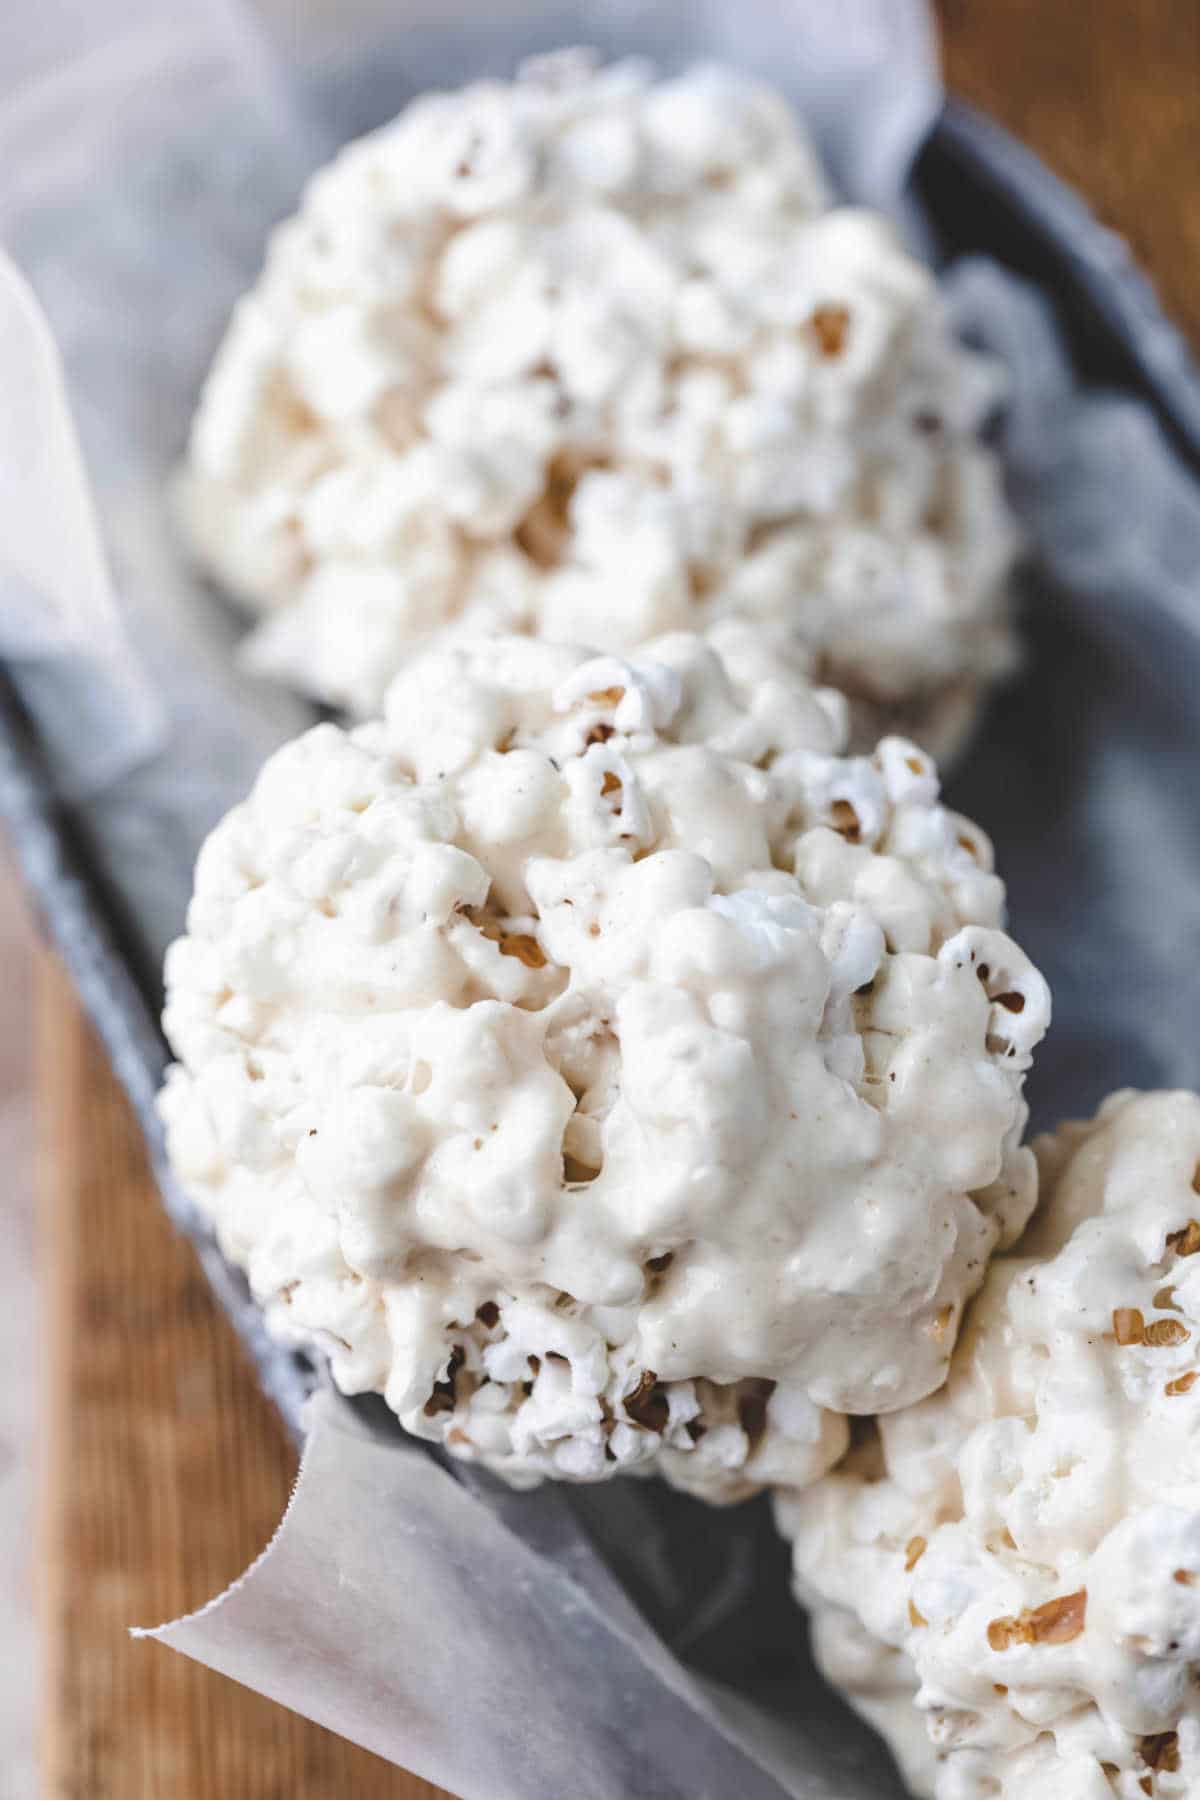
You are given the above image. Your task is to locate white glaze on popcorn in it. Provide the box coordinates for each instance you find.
[160,625,1046,1496]
[778,1089,1200,1798]
[178,53,1017,755]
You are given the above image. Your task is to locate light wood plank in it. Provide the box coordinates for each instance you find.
[936,0,1200,347]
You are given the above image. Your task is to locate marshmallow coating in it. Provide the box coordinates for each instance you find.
[779,1090,1200,1798]
[160,624,1047,1497]
[178,52,1018,759]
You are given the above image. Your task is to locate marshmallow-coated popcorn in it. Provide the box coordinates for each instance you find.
[779,1090,1200,1799]
[159,623,1047,1499]
[178,51,1017,758]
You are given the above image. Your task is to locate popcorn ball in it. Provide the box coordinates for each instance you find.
[778,1090,1200,1799]
[159,623,1047,1498]
[178,52,1017,759]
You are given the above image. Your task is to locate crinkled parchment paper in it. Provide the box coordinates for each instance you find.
[4,1,1200,1795]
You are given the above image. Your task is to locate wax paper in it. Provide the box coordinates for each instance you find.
[3,1,1200,1796]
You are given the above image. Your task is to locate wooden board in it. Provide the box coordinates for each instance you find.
[36,5,1197,1795]
[937,0,1200,346]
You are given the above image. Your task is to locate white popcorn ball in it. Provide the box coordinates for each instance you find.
[159,624,1047,1498]
[177,52,1018,759]
[778,1089,1200,1798]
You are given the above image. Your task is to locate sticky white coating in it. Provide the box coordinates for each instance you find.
[779,1090,1200,1799]
[159,623,1046,1498]
[177,51,1017,758]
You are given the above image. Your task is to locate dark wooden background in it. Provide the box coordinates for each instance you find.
[37,3,1199,1793]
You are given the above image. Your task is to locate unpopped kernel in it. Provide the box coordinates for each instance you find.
[778,1089,1200,1799]
[177,54,1018,758]
[159,625,1046,1498]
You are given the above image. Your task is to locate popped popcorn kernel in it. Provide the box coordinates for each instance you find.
[177,57,1018,759]
[777,1090,1200,1800]
[159,623,1044,1500]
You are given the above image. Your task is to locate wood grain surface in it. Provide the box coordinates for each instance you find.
[36,5,1197,1796]
[938,0,1200,347]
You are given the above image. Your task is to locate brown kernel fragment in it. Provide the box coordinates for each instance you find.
[957,834,979,859]
[1114,1307,1146,1345]
[908,1599,927,1629]
[830,798,861,842]
[475,1301,500,1329]
[514,449,606,567]
[1154,1285,1180,1310]
[424,1344,466,1413]
[1030,1589,1087,1644]
[1139,1779,1153,1797]
[1168,1218,1200,1257]
[600,770,622,798]
[1000,1528,1017,1550]
[624,1370,669,1433]
[905,756,924,775]
[584,722,614,747]
[500,932,546,969]
[645,1251,674,1274]
[1166,1372,1197,1396]
[988,1589,1086,1650]
[993,1684,1008,1696]
[1175,1568,1197,1585]
[687,564,719,603]
[976,963,991,984]
[905,1536,927,1571]
[1145,1318,1190,1347]
[588,686,625,707]
[995,991,1026,1014]
[1100,1764,1119,1782]
[926,1304,954,1342]
[987,1615,1031,1652]
[1138,1732,1180,1774]
[808,303,851,358]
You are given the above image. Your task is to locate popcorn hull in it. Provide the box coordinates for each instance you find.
[4,53,1200,1801]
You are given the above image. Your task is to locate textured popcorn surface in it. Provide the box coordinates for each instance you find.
[178,53,1017,756]
[779,1089,1200,1798]
[160,624,1046,1497]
